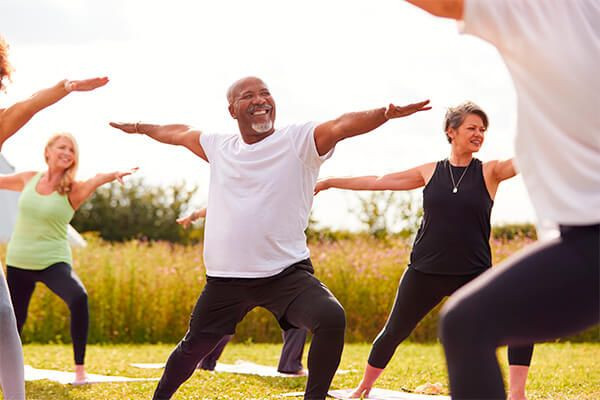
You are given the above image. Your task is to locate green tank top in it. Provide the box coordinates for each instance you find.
[6,172,75,270]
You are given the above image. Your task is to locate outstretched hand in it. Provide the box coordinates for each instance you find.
[67,77,109,92]
[314,180,330,196]
[115,167,139,184]
[384,100,431,120]
[177,213,196,229]
[109,122,139,134]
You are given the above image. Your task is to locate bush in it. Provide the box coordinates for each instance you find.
[492,223,538,241]
[348,191,423,239]
[71,179,204,244]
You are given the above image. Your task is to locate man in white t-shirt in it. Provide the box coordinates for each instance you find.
[405,1,600,399]
[110,76,430,400]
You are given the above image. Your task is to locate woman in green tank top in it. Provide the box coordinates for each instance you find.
[0,132,135,384]
[1,35,109,396]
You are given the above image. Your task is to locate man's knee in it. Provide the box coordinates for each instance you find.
[314,300,346,332]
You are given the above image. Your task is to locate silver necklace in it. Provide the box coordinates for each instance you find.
[447,158,472,193]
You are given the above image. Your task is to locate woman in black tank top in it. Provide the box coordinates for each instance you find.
[316,102,533,400]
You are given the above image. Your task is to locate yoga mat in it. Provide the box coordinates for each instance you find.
[130,363,166,369]
[215,361,307,377]
[131,360,351,377]
[328,388,450,400]
[24,365,159,385]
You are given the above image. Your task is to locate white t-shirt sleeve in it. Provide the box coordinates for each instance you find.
[462,0,525,51]
[199,132,220,163]
[288,122,334,169]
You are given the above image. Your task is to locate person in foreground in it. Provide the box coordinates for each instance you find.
[0,35,107,398]
[404,1,600,398]
[316,101,533,399]
[178,208,308,375]
[0,133,134,384]
[110,76,430,400]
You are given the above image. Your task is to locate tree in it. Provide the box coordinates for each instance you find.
[351,191,423,238]
[71,179,202,243]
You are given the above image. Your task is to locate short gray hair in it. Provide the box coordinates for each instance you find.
[443,101,488,143]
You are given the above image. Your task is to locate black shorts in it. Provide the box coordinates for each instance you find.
[190,258,326,335]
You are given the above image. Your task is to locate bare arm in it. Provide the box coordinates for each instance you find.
[0,77,109,150]
[109,122,208,162]
[313,100,431,156]
[0,171,36,192]
[69,168,137,210]
[405,0,464,20]
[315,163,433,194]
[481,159,517,200]
[491,158,517,182]
[177,207,207,229]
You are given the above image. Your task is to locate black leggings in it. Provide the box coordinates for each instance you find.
[368,267,533,369]
[7,262,89,365]
[440,224,599,399]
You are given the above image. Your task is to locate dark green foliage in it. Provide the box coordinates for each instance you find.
[492,223,538,240]
[71,179,203,244]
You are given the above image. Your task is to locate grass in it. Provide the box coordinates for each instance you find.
[15,342,600,400]
[2,236,597,344]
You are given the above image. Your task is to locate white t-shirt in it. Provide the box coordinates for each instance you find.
[200,122,332,278]
[463,0,600,225]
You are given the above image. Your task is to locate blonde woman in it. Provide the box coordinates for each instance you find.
[0,133,134,384]
[0,35,107,398]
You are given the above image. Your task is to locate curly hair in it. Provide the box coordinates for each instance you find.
[0,36,14,92]
[443,101,489,143]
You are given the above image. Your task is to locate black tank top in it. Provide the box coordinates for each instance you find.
[409,159,493,275]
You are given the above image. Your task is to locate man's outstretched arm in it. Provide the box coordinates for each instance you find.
[109,122,208,162]
[314,100,430,156]
[405,0,464,20]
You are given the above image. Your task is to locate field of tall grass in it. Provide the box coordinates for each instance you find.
[1,234,597,344]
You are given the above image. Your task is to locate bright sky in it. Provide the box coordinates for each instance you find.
[0,0,537,230]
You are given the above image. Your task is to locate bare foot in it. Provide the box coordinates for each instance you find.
[279,369,307,376]
[349,383,372,398]
[292,369,307,376]
[74,364,87,385]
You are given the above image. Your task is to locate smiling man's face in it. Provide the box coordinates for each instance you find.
[228,77,276,143]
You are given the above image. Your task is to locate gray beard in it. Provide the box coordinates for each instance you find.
[251,120,273,134]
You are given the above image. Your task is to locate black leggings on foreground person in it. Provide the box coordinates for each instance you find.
[6,262,89,365]
[440,224,600,398]
[153,259,345,400]
[368,267,534,369]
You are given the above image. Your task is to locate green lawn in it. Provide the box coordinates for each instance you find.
[17,342,599,399]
